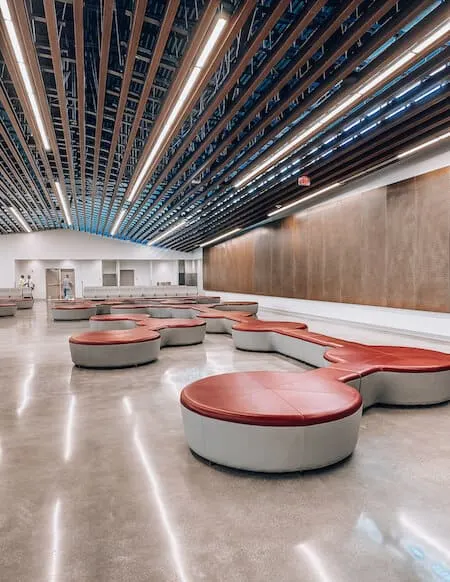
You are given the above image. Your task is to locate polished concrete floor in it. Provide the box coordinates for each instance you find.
[0,303,449,581]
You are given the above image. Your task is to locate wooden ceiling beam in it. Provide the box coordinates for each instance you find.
[103,0,222,234]
[12,0,73,227]
[89,0,114,230]
[99,0,180,234]
[73,0,86,229]
[125,0,294,235]
[43,0,80,228]
[94,0,148,233]
[0,121,52,222]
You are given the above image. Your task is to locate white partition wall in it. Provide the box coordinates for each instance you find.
[1,230,201,299]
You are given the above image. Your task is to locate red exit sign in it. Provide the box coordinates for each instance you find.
[298,175,311,186]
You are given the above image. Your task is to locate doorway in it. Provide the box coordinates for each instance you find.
[119,269,135,286]
[45,268,76,300]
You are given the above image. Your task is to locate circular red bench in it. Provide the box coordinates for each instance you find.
[0,303,17,317]
[72,316,207,368]
[69,328,160,368]
[181,370,362,472]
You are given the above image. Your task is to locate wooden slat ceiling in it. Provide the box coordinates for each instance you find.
[0,0,448,249]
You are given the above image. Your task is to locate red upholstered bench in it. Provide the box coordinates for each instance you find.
[181,316,450,472]
[181,370,362,472]
[69,328,160,368]
[71,316,207,368]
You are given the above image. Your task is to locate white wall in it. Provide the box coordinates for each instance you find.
[118,260,151,286]
[152,260,179,285]
[1,230,201,299]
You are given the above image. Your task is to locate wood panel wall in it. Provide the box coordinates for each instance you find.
[203,167,450,312]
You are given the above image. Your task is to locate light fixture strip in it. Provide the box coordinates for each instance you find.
[200,228,242,247]
[111,209,126,236]
[54,182,72,226]
[9,206,32,232]
[0,0,51,151]
[147,220,187,245]
[268,183,342,217]
[233,20,450,189]
[397,131,450,159]
[126,16,228,206]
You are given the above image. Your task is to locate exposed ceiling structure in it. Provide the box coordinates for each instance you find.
[0,0,448,249]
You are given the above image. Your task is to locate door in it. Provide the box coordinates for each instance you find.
[119,270,134,286]
[46,269,60,300]
[61,269,76,299]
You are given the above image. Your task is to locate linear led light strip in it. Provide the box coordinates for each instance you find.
[200,227,241,247]
[0,0,51,151]
[55,181,72,226]
[234,19,450,190]
[9,206,32,232]
[268,132,450,217]
[147,220,187,246]
[126,17,227,206]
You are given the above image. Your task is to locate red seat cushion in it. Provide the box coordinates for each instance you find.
[326,344,450,374]
[181,370,362,426]
[69,328,159,345]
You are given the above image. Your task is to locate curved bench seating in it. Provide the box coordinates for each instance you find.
[70,328,160,368]
[52,302,97,321]
[0,303,17,317]
[143,318,206,346]
[213,301,258,314]
[181,370,362,472]
[71,316,206,368]
[180,317,450,473]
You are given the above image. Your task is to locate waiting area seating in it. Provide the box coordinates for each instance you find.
[83,285,201,299]
[70,315,207,368]
[180,317,450,473]
[0,288,34,310]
